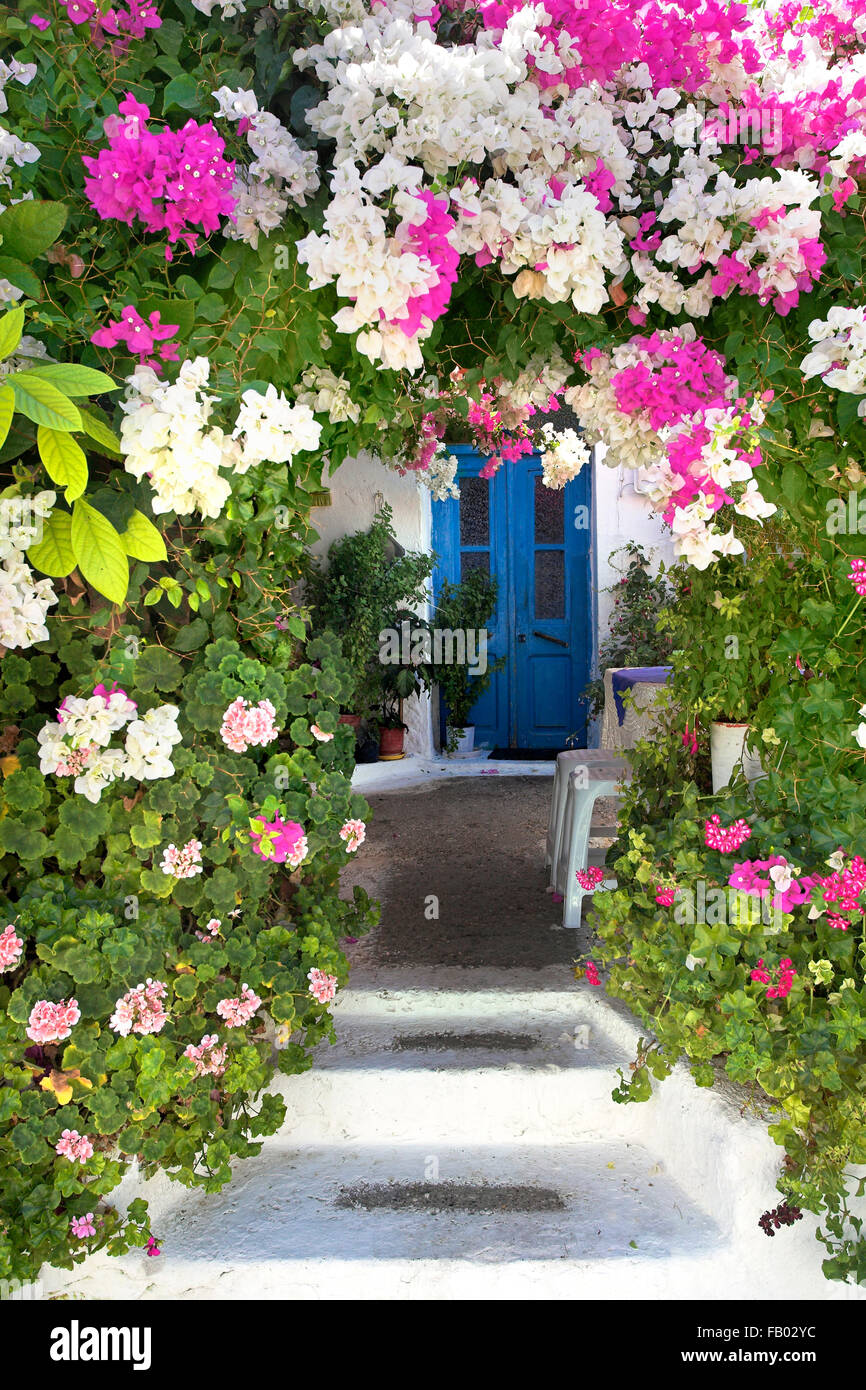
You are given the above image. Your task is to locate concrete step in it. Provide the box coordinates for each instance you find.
[42,1139,722,1300]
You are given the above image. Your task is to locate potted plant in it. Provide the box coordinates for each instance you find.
[432,571,505,753]
[584,542,675,721]
[306,503,434,726]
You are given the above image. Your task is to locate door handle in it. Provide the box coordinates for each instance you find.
[517,633,526,643]
[533,629,568,647]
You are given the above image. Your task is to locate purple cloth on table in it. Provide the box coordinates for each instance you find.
[612,666,673,725]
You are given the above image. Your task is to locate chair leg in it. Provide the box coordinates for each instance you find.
[562,781,616,929]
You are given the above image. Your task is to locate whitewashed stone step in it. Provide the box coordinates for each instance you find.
[42,1139,720,1301]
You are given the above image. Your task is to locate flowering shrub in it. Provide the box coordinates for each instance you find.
[0,0,865,1293]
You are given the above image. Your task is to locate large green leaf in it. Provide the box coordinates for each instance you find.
[121,509,167,562]
[27,509,76,578]
[37,427,88,502]
[25,364,117,397]
[9,372,81,431]
[0,256,41,299]
[0,199,68,260]
[0,306,24,361]
[70,499,128,604]
[0,383,14,450]
[78,406,122,457]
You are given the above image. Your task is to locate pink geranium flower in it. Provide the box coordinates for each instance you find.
[216,984,261,1028]
[576,866,605,891]
[26,998,80,1045]
[70,1213,96,1239]
[311,724,333,742]
[308,968,338,1005]
[184,1033,228,1075]
[220,697,279,753]
[109,980,168,1037]
[339,819,366,852]
[0,923,23,972]
[160,839,203,879]
[56,1129,94,1163]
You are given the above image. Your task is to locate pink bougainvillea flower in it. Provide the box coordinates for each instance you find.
[91,306,179,371]
[109,980,168,1037]
[216,984,261,1028]
[70,1213,96,1239]
[339,818,366,853]
[55,1129,94,1163]
[308,968,338,1005]
[250,816,308,868]
[160,839,203,879]
[0,923,23,972]
[82,94,235,260]
[220,697,279,753]
[576,866,605,891]
[704,815,752,852]
[30,15,50,29]
[26,998,80,1045]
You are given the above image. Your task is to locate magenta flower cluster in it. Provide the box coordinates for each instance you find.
[82,94,236,261]
[91,306,179,371]
[576,866,605,891]
[704,815,752,853]
[751,957,797,1001]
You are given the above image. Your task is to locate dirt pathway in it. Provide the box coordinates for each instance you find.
[340,777,592,970]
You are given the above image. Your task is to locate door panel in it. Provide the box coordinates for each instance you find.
[431,444,591,750]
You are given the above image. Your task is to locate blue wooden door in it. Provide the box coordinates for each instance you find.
[431,445,591,750]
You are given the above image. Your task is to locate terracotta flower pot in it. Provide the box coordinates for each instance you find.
[378,726,405,760]
[338,713,361,730]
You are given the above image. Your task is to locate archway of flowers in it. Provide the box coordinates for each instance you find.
[0,0,864,1288]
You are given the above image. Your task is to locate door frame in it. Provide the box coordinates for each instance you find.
[430,444,594,750]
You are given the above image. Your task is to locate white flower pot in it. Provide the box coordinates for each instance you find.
[448,725,475,754]
[710,721,764,793]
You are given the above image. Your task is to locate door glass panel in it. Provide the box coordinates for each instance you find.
[534,477,564,544]
[461,550,490,578]
[459,476,489,546]
[535,550,564,619]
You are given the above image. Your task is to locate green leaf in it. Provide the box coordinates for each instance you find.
[0,383,14,450]
[172,618,209,652]
[25,364,117,396]
[10,372,81,432]
[120,509,167,562]
[37,427,88,502]
[0,306,24,360]
[163,74,199,111]
[27,509,76,577]
[0,200,68,260]
[78,407,122,458]
[136,296,195,342]
[70,499,128,604]
[0,256,41,299]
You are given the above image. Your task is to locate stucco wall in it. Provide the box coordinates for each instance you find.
[311,448,674,752]
[309,453,435,755]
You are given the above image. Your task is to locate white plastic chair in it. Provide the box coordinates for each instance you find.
[546,750,632,929]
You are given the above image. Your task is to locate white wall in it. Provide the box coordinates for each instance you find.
[590,445,676,744]
[313,448,673,752]
[310,452,435,755]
